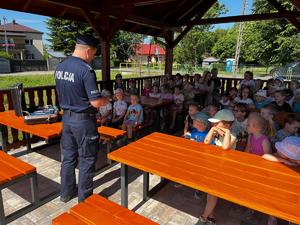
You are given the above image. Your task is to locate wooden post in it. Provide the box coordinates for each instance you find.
[101,40,112,91]
[164,31,174,76]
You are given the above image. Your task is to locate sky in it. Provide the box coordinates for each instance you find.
[0,0,254,45]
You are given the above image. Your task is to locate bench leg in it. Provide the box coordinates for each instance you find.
[24,133,31,153]
[30,173,39,205]
[0,190,6,225]
[106,142,112,165]
[0,125,8,153]
[143,172,149,201]
[121,164,128,208]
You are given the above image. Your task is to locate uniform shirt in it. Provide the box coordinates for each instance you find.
[113,100,127,117]
[99,102,112,119]
[55,56,101,113]
[127,104,143,124]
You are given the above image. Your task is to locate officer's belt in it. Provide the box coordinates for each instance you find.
[63,110,96,120]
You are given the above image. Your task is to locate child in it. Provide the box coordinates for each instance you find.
[263,136,300,225]
[254,89,272,109]
[271,90,293,112]
[114,73,125,91]
[231,103,249,150]
[125,79,138,95]
[111,88,127,128]
[228,87,238,101]
[234,86,254,106]
[219,94,231,109]
[203,103,219,117]
[245,113,272,156]
[183,103,201,136]
[240,71,255,91]
[274,114,300,143]
[261,104,278,139]
[160,85,173,130]
[273,76,285,91]
[97,90,112,126]
[122,94,143,141]
[174,73,183,87]
[142,80,152,97]
[169,86,184,130]
[190,112,210,142]
[198,109,236,225]
[149,85,161,98]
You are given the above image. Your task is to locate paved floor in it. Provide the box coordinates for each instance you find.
[3,142,289,225]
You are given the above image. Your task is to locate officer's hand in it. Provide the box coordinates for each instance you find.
[90,97,109,108]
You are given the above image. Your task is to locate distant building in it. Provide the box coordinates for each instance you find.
[0,20,44,60]
[202,57,220,68]
[132,43,165,64]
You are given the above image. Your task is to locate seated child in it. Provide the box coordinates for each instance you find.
[111,88,127,128]
[125,79,138,95]
[198,109,237,225]
[274,114,300,143]
[122,94,143,141]
[271,90,293,112]
[254,89,272,109]
[245,112,272,156]
[263,136,300,225]
[189,112,210,142]
[219,93,231,109]
[114,73,125,91]
[169,86,184,130]
[97,89,112,126]
[260,104,278,139]
[240,71,255,91]
[234,86,254,106]
[231,103,249,150]
[202,103,220,117]
[273,76,285,91]
[149,85,161,98]
[183,103,201,136]
[142,80,152,97]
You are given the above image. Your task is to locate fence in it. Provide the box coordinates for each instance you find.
[0,76,291,150]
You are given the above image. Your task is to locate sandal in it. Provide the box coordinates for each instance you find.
[207,217,217,225]
[195,216,207,225]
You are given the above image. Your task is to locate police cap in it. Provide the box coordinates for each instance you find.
[76,34,99,48]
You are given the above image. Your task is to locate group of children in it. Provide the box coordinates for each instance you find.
[97,72,300,225]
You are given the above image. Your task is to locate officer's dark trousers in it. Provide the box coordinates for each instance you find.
[60,112,99,202]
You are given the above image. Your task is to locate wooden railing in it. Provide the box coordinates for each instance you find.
[0,76,290,150]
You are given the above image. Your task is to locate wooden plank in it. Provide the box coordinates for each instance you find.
[0,151,36,174]
[108,132,300,224]
[52,213,87,225]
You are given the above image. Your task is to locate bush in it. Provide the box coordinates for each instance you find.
[0,51,12,59]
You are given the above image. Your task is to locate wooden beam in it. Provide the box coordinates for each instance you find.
[22,0,32,11]
[267,0,300,30]
[193,11,300,25]
[164,31,174,75]
[290,0,300,10]
[172,0,217,47]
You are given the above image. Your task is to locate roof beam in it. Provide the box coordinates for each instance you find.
[172,0,217,47]
[193,11,300,25]
[290,0,300,10]
[267,0,300,30]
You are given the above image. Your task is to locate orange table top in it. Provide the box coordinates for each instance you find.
[0,111,126,140]
[108,132,300,224]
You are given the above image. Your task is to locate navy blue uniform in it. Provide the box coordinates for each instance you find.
[55,56,101,202]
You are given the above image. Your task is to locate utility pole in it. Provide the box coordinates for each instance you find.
[234,0,247,74]
[3,16,8,53]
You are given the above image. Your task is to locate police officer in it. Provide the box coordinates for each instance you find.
[55,34,108,203]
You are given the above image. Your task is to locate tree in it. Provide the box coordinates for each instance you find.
[173,2,228,67]
[46,18,144,64]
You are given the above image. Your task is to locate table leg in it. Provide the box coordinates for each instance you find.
[0,190,5,225]
[106,142,112,164]
[121,164,128,208]
[143,172,149,201]
[0,125,8,153]
[24,133,31,153]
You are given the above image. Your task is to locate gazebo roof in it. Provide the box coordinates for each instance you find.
[1,0,299,38]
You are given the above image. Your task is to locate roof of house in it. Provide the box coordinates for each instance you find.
[47,50,66,58]
[202,57,220,63]
[135,44,165,55]
[0,22,43,34]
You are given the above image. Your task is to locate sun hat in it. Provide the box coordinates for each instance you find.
[255,89,267,98]
[191,112,210,127]
[275,136,300,160]
[274,76,284,84]
[114,88,123,94]
[101,89,111,97]
[208,109,234,123]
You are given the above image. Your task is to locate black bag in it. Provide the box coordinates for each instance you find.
[10,83,26,117]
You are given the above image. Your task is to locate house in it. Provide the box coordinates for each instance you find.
[132,43,165,64]
[0,20,44,60]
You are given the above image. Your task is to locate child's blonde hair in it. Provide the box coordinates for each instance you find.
[248,112,269,135]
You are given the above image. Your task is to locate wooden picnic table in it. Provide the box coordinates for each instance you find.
[0,110,126,153]
[108,132,300,225]
[124,96,173,109]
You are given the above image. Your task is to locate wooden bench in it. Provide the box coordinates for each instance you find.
[52,194,158,225]
[0,151,38,225]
